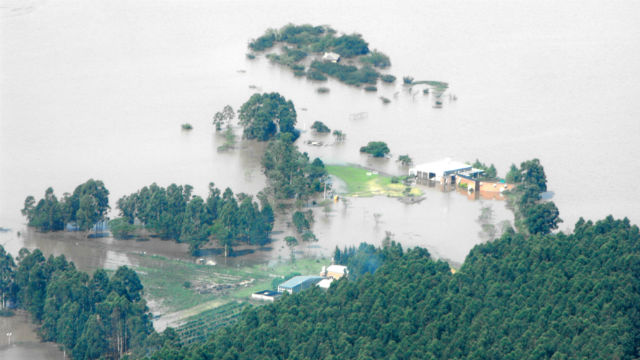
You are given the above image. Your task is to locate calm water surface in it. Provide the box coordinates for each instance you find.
[1,0,639,356]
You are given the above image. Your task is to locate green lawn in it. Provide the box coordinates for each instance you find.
[326,165,422,197]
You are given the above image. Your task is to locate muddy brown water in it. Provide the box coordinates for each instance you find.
[1,0,639,357]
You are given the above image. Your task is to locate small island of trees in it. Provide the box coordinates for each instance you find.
[248,24,395,88]
[360,141,390,157]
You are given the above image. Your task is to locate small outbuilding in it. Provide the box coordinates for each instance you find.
[316,278,334,290]
[321,265,348,280]
[277,276,324,294]
[251,290,281,302]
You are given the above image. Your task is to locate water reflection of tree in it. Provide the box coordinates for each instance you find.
[477,204,497,241]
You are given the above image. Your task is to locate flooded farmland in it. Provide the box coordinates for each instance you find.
[1,0,639,357]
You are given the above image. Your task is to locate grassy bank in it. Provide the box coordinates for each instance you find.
[327,165,422,197]
[133,254,327,314]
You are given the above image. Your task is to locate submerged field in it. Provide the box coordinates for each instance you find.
[327,165,422,197]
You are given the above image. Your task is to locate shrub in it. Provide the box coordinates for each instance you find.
[403,76,414,85]
[307,70,328,81]
[249,30,276,51]
[364,85,377,92]
[311,121,330,133]
[380,74,396,83]
[246,53,256,60]
[181,123,193,130]
[380,96,391,104]
[316,87,330,94]
[360,141,390,158]
[359,50,391,68]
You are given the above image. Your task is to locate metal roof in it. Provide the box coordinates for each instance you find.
[278,276,324,289]
[326,265,348,274]
[409,158,472,177]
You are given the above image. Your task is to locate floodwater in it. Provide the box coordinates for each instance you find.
[1,0,640,356]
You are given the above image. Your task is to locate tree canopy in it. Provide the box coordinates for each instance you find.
[238,93,298,141]
[145,216,640,359]
[360,141,390,157]
[262,133,327,200]
[117,183,273,255]
[22,179,110,232]
[1,247,154,359]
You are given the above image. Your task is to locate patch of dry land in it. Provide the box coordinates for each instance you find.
[327,165,422,197]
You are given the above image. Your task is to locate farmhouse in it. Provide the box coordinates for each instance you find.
[321,265,348,280]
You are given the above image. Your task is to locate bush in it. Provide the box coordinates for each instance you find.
[403,76,414,85]
[380,74,396,83]
[391,177,400,184]
[360,141,390,158]
[293,70,306,77]
[359,50,390,68]
[380,96,391,104]
[310,61,379,86]
[316,87,330,94]
[307,70,328,81]
[331,34,370,58]
[246,53,256,60]
[249,30,276,51]
[311,121,331,133]
[183,281,191,289]
[181,123,193,130]
[364,85,377,92]
[109,218,138,239]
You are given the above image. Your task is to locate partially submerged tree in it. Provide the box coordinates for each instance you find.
[397,154,413,166]
[360,141,390,158]
[239,93,297,141]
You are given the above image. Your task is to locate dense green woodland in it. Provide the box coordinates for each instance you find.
[116,183,274,255]
[262,133,327,200]
[145,216,640,359]
[0,247,161,359]
[22,179,110,232]
[239,93,298,141]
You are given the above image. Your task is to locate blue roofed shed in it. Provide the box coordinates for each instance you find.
[277,276,324,294]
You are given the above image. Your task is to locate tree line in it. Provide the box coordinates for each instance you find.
[21,179,110,232]
[505,159,562,235]
[0,246,164,359]
[116,183,274,256]
[141,215,640,359]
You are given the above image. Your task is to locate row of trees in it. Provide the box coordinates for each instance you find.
[143,216,640,359]
[506,159,562,235]
[0,246,155,359]
[22,179,110,232]
[116,183,274,255]
[249,24,370,59]
[262,133,327,200]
